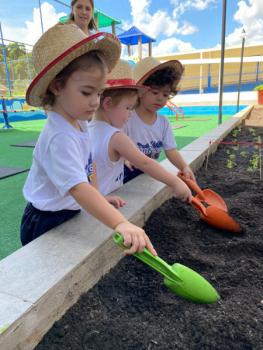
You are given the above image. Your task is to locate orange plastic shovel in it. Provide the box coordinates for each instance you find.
[178,172,227,212]
[191,197,241,233]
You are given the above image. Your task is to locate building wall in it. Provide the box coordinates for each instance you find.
[156,44,263,92]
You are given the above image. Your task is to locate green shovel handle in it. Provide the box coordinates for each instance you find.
[113,232,182,283]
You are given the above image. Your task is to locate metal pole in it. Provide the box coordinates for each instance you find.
[0,22,12,97]
[148,41,152,57]
[1,96,12,129]
[207,64,211,92]
[39,0,44,34]
[256,61,259,82]
[218,0,227,125]
[138,35,142,61]
[236,29,246,113]
[26,53,32,81]
[199,51,203,94]
[111,22,116,35]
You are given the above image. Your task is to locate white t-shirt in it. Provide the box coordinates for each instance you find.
[23,111,93,211]
[123,110,176,160]
[88,120,124,195]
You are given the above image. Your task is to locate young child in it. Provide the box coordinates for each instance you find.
[21,24,156,256]
[123,57,195,183]
[88,59,192,203]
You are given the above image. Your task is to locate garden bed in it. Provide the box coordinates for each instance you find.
[36,124,263,350]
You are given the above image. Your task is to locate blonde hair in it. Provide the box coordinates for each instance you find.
[100,88,138,108]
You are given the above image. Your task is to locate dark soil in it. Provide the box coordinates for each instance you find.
[36,125,263,350]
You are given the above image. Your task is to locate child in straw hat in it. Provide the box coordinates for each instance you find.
[21,24,157,256]
[89,59,192,203]
[123,57,195,183]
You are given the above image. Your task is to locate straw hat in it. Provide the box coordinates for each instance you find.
[134,56,183,90]
[105,59,146,92]
[26,24,121,107]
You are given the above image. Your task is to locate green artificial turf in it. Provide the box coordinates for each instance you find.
[0,120,46,260]
[0,114,231,260]
[159,113,231,160]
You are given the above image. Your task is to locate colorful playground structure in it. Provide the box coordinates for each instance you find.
[1,95,247,130]
[0,97,45,128]
[0,97,35,112]
[167,101,185,121]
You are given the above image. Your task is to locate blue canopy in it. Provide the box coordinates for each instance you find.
[117,26,156,46]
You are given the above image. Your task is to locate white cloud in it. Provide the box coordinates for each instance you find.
[192,0,216,10]
[178,22,197,35]
[125,0,199,55]
[153,37,195,56]
[2,2,66,48]
[171,0,216,17]
[128,0,198,39]
[224,0,263,47]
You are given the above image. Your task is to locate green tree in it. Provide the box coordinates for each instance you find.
[6,42,26,60]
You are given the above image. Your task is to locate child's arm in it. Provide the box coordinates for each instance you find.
[165,149,195,180]
[90,162,99,189]
[109,133,192,202]
[69,182,156,255]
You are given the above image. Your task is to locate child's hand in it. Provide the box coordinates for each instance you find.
[182,165,195,181]
[105,195,126,209]
[124,160,136,171]
[114,221,157,256]
[172,178,192,203]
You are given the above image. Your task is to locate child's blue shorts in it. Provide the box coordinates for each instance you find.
[20,203,80,246]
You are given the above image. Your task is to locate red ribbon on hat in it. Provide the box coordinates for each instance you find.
[107,78,136,86]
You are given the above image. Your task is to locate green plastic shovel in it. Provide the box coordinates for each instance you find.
[113,233,220,304]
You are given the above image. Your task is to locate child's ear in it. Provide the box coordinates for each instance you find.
[138,86,149,98]
[48,80,62,96]
[102,96,113,111]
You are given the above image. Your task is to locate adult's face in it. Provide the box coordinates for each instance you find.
[72,0,93,29]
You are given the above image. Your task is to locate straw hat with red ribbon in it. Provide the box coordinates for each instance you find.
[26,24,121,107]
[105,59,147,93]
[134,56,184,90]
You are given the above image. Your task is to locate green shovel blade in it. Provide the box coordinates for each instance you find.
[113,232,220,304]
[164,263,220,303]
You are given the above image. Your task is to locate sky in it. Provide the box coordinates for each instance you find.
[1,0,263,57]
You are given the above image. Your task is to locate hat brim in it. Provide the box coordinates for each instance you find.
[26,32,121,107]
[137,60,183,88]
[105,84,147,93]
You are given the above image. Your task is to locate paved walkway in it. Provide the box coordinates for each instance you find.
[245,105,263,127]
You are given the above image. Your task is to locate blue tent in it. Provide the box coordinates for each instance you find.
[117,26,156,58]
[118,26,156,46]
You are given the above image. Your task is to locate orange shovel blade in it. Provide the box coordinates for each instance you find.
[201,206,241,233]
[196,189,227,212]
[191,198,241,233]
[178,172,228,212]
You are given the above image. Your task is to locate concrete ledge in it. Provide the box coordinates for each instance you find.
[0,105,253,350]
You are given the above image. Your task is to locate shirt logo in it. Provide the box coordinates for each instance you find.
[115,171,124,183]
[137,140,163,159]
[85,153,94,184]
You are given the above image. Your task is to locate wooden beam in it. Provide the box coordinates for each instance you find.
[128,44,131,56]
[94,14,99,30]
[111,22,116,35]
[138,35,142,61]
[148,41,152,57]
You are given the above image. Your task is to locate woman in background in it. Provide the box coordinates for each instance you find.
[68,0,97,36]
